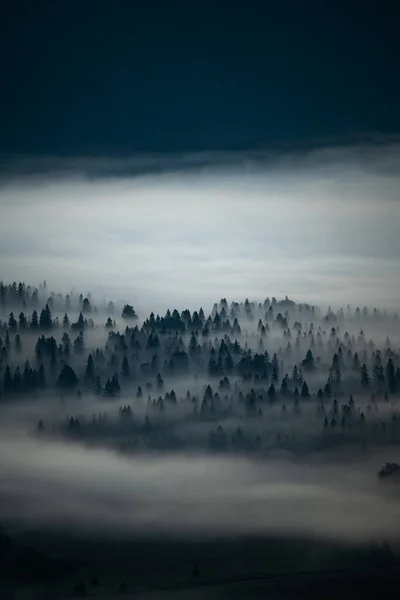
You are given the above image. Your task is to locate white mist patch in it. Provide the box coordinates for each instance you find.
[0,433,399,543]
[0,144,399,313]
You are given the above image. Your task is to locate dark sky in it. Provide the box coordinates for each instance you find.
[1,1,399,156]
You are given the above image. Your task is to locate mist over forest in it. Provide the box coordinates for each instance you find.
[1,150,400,598]
[3,0,400,593]
[1,277,400,546]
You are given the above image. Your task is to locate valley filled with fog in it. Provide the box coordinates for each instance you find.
[3,0,400,593]
[1,280,400,552]
[1,149,400,597]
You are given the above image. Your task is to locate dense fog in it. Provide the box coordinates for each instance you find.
[1,434,400,543]
[1,279,400,550]
[1,149,400,598]
[0,145,399,313]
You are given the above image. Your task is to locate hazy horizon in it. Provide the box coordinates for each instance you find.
[1,143,399,315]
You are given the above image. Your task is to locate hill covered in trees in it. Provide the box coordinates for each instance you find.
[3,280,400,598]
[1,280,400,459]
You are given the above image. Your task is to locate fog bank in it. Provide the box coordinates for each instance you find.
[0,144,399,313]
[0,434,398,543]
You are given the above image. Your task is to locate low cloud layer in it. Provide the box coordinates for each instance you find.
[0,433,398,543]
[0,144,399,313]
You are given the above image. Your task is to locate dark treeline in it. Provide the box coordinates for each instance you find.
[1,280,400,458]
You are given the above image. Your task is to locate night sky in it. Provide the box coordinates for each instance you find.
[1,1,399,157]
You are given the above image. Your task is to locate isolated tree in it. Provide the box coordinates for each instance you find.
[56,365,78,389]
[301,381,310,398]
[82,297,92,314]
[121,304,137,320]
[302,349,315,371]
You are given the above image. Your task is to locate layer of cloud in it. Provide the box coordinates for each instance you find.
[0,433,398,543]
[0,144,399,313]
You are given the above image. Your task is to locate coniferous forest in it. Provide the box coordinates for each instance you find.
[3,2,400,597]
[1,280,400,457]
[2,280,400,598]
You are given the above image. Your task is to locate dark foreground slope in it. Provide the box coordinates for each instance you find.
[0,528,398,599]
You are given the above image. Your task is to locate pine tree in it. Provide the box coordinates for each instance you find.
[85,353,94,383]
[56,365,78,388]
[121,355,130,377]
[30,310,39,329]
[74,331,84,354]
[301,381,310,398]
[302,349,315,370]
[82,297,92,314]
[271,353,279,381]
[189,331,197,354]
[352,352,360,371]
[18,312,27,330]
[39,303,52,329]
[267,383,276,402]
[361,364,370,386]
[8,312,17,330]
